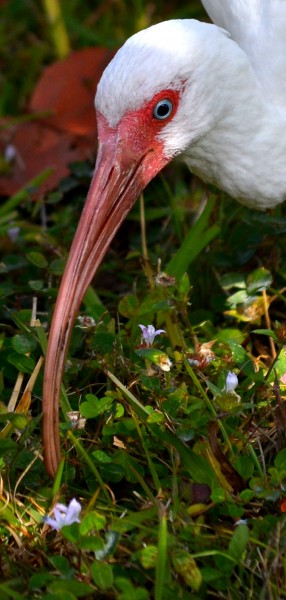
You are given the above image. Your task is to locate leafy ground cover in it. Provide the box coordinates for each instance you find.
[1,2,286,599]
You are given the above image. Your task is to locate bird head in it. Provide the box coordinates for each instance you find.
[43,19,232,476]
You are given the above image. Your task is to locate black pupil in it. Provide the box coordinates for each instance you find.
[157,102,170,117]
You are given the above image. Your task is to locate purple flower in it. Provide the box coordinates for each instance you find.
[43,498,81,531]
[139,324,165,347]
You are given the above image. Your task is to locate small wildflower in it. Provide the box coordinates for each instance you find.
[67,410,86,430]
[155,272,176,287]
[215,372,240,411]
[77,315,96,329]
[280,373,286,385]
[139,324,165,347]
[187,340,216,370]
[7,227,20,242]
[157,355,172,372]
[43,498,81,531]
[225,372,238,392]
[5,143,17,163]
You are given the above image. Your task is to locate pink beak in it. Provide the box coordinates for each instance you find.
[42,113,168,477]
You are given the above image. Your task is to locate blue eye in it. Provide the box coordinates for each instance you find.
[153,99,173,120]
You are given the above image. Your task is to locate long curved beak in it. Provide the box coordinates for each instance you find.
[42,117,155,477]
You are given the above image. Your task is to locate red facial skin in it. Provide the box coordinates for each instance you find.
[42,89,180,477]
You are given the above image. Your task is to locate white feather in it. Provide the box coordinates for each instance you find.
[95,10,286,209]
[202,0,286,113]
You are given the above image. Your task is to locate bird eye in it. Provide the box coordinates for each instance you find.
[153,99,173,120]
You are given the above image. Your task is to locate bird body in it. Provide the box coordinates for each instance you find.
[202,0,286,113]
[96,18,286,208]
[43,1,286,477]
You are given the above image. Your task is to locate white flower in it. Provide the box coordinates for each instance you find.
[5,143,17,162]
[158,356,172,372]
[139,324,165,347]
[43,498,82,530]
[76,315,96,329]
[235,519,248,526]
[225,372,238,392]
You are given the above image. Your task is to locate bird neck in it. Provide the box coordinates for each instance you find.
[184,58,286,209]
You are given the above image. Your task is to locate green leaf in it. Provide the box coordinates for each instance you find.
[60,523,80,543]
[0,497,19,526]
[252,328,278,340]
[26,251,48,268]
[92,450,112,463]
[29,280,44,291]
[227,341,255,375]
[172,550,202,591]
[268,347,286,382]
[152,426,217,485]
[118,294,140,318]
[49,555,73,576]
[220,272,246,290]
[91,332,116,354]
[7,353,35,373]
[0,412,28,429]
[211,487,227,503]
[90,562,113,590]
[11,333,37,354]
[80,511,106,535]
[0,582,28,599]
[246,267,272,294]
[233,456,254,479]
[147,410,165,424]
[227,290,249,306]
[228,524,249,563]
[274,449,286,471]
[49,258,66,275]
[79,536,103,552]
[112,508,157,534]
[139,545,158,569]
[80,394,114,419]
[177,272,191,299]
[135,348,172,371]
[167,196,220,278]
[2,254,27,271]
[216,328,245,344]
[48,580,94,597]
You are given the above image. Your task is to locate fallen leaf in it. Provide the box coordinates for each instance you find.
[30,47,115,135]
[0,47,115,196]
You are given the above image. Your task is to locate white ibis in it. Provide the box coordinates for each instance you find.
[43,1,286,477]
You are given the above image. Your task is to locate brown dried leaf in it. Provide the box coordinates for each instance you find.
[0,47,115,196]
[30,47,115,135]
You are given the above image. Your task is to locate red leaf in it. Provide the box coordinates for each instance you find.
[30,47,115,135]
[0,47,115,196]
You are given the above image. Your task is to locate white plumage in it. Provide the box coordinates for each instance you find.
[96,7,286,208]
[202,0,286,112]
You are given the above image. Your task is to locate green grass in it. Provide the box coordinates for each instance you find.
[1,2,286,599]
